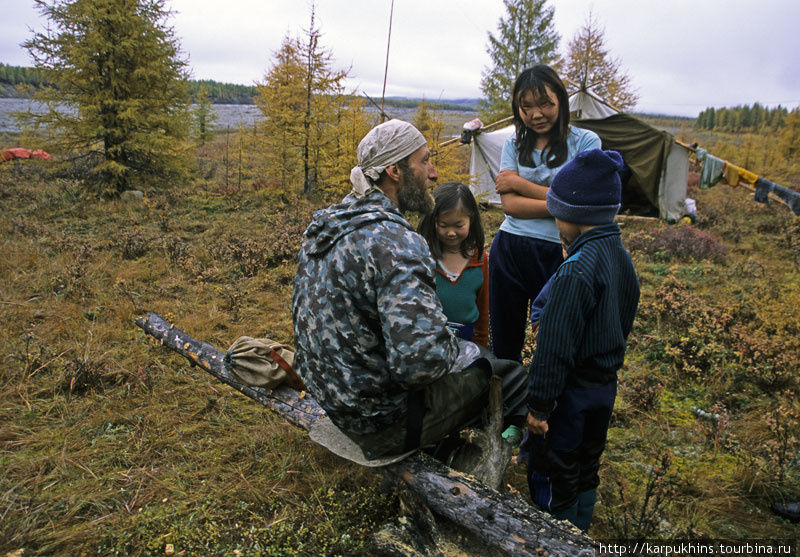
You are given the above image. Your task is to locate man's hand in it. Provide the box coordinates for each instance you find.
[495,169,518,195]
[526,412,549,435]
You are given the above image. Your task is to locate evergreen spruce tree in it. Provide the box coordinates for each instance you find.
[478,0,560,124]
[563,12,638,111]
[695,108,708,130]
[751,103,764,131]
[24,0,191,194]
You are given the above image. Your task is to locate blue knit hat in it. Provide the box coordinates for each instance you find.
[546,149,625,225]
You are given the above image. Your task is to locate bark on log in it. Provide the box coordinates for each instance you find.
[135,311,598,557]
[449,375,512,490]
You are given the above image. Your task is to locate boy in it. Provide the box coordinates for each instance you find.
[523,149,640,532]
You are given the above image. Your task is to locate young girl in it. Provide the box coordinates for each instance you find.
[418,182,489,347]
[489,64,602,361]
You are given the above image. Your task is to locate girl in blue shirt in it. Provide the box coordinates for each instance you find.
[489,65,601,361]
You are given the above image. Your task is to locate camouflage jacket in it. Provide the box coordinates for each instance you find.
[292,189,459,435]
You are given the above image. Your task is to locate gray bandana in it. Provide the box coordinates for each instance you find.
[350,120,427,198]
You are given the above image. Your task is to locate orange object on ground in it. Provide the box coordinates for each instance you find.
[1,148,51,162]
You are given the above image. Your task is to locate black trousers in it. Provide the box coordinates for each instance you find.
[523,381,617,513]
[489,230,563,362]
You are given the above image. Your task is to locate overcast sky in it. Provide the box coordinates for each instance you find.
[2,0,799,117]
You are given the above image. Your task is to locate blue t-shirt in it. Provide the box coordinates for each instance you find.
[499,126,601,243]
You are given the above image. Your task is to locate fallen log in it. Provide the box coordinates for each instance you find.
[135,311,598,557]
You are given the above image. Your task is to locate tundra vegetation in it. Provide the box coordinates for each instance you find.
[2,110,799,553]
[3,0,799,553]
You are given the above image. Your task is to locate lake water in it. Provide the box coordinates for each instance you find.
[0,97,264,133]
[0,98,50,133]
[0,98,473,135]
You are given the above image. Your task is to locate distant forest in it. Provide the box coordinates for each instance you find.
[0,63,258,104]
[0,63,478,111]
[695,103,792,132]
[186,79,257,104]
[0,63,52,91]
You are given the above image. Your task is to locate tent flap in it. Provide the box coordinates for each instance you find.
[575,114,672,211]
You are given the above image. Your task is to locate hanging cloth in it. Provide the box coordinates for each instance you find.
[725,163,758,186]
[699,152,725,189]
[753,177,800,216]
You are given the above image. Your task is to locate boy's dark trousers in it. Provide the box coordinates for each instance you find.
[524,380,617,531]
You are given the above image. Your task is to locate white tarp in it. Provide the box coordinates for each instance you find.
[659,141,691,221]
[568,89,618,119]
[469,124,513,205]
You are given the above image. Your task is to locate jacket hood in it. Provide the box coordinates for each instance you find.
[302,190,414,256]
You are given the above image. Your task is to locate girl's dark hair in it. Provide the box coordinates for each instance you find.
[418,181,484,260]
[511,64,571,168]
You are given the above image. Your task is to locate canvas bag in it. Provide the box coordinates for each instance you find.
[223,336,305,391]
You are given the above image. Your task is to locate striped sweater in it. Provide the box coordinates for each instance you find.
[526,222,640,419]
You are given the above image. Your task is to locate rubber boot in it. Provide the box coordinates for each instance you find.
[771,501,800,523]
[552,501,578,527]
[575,488,597,532]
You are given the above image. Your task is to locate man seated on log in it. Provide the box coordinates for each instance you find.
[292,120,527,461]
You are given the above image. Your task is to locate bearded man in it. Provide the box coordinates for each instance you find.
[292,120,527,460]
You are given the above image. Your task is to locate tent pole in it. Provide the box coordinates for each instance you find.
[437,116,514,150]
[379,0,395,122]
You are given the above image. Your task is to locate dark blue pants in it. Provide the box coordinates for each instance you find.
[522,381,617,514]
[489,230,563,361]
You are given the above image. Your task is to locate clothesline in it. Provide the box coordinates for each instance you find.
[693,147,800,216]
[440,115,799,218]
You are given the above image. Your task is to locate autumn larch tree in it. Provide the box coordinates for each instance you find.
[779,109,800,161]
[562,11,638,112]
[193,84,217,146]
[479,0,561,124]
[413,99,469,186]
[24,0,191,194]
[255,4,361,197]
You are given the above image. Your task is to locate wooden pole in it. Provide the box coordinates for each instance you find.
[436,116,514,150]
[379,0,395,123]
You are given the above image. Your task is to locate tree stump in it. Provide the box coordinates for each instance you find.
[448,374,513,490]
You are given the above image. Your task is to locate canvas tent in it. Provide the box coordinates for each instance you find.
[467,89,691,221]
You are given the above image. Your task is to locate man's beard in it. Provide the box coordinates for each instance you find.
[397,172,434,214]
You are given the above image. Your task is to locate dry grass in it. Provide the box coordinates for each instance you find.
[1,130,799,555]
[0,152,393,555]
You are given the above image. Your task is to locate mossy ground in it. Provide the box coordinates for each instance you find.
[1,126,799,555]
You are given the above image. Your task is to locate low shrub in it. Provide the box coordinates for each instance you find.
[113,228,151,260]
[626,224,728,263]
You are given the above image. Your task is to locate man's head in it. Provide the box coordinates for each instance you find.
[349,120,437,212]
[393,145,437,213]
[546,149,624,240]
